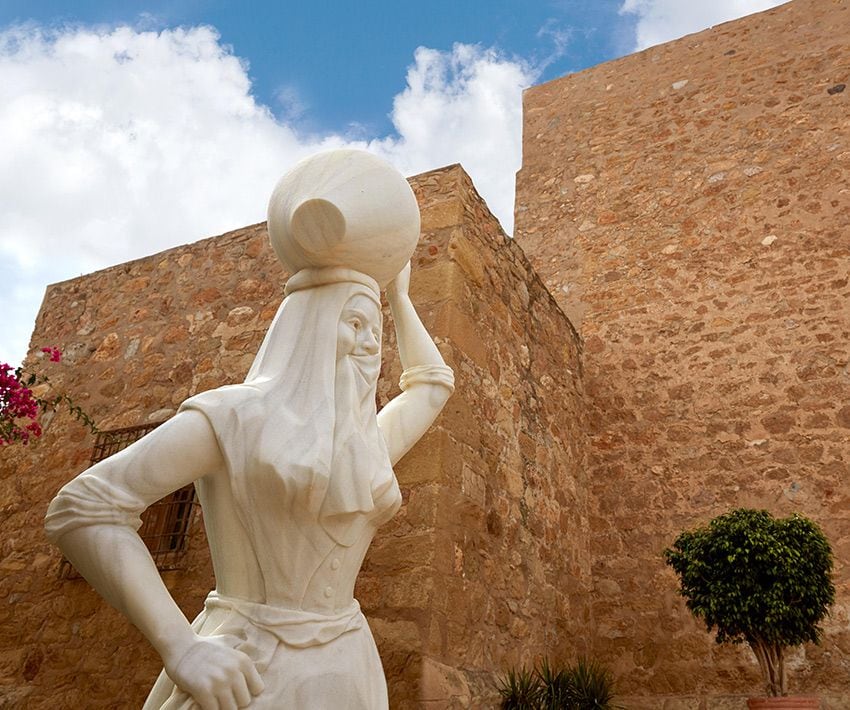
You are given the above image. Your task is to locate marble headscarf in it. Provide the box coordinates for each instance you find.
[179,267,396,547]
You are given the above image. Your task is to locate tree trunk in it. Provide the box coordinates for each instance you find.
[748,638,787,696]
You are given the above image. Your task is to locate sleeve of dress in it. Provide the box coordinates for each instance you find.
[44,468,148,542]
[398,364,455,393]
[44,398,235,544]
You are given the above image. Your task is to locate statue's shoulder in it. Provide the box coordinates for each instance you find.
[178,384,265,426]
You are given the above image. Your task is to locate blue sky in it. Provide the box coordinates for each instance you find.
[0,0,633,136]
[0,0,785,367]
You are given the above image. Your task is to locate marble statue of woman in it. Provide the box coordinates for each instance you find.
[44,150,454,709]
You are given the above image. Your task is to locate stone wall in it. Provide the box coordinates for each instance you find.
[0,165,589,708]
[515,0,850,706]
[379,166,591,707]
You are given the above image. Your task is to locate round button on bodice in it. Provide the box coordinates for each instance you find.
[330,558,341,570]
[324,586,334,598]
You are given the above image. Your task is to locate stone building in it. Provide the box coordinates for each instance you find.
[1,0,848,707]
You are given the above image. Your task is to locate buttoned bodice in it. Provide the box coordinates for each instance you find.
[195,456,401,614]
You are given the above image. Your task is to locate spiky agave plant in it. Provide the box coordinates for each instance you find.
[566,657,622,709]
[498,658,621,710]
[536,657,576,709]
[497,666,543,710]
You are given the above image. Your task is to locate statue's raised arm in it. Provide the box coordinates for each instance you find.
[379,262,454,465]
[45,150,453,710]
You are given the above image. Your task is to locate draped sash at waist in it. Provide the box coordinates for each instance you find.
[203,592,364,648]
[159,593,365,710]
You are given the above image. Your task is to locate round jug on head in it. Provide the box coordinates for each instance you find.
[267,149,420,288]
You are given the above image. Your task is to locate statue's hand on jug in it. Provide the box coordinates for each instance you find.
[386,261,411,305]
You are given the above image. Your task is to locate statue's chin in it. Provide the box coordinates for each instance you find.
[344,354,380,390]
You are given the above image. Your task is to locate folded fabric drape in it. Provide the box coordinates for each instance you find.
[399,364,455,393]
[202,592,364,648]
[283,266,380,298]
[158,594,367,710]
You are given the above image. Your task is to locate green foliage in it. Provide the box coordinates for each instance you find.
[537,657,573,709]
[498,657,621,710]
[566,657,619,709]
[51,391,99,434]
[498,666,542,710]
[665,508,835,649]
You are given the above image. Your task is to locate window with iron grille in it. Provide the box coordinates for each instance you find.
[60,420,198,578]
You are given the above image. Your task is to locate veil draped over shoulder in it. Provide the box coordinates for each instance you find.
[179,267,396,549]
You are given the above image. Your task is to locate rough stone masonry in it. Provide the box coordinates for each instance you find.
[515,0,849,706]
[0,166,588,709]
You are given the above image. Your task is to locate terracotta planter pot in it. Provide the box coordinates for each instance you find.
[747,698,819,709]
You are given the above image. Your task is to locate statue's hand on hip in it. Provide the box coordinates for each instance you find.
[165,634,264,710]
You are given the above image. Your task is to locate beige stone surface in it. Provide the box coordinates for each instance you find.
[516,0,850,704]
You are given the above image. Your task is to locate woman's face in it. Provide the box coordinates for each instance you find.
[337,294,381,361]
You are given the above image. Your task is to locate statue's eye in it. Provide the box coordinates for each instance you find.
[350,318,361,330]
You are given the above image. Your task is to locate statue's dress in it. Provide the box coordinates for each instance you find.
[45,278,417,709]
[147,385,402,710]
[46,385,402,709]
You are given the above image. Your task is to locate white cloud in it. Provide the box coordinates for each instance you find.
[620,0,787,51]
[371,44,534,237]
[0,24,535,366]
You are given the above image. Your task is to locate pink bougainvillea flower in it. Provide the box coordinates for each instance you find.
[1,346,95,446]
[41,347,62,363]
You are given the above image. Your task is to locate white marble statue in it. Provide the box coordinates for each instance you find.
[45,150,454,709]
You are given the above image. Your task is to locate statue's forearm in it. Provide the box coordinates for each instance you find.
[55,523,196,667]
[380,291,454,465]
[44,410,224,670]
[389,294,446,370]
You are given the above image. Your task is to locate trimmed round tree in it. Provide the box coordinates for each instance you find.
[665,508,834,697]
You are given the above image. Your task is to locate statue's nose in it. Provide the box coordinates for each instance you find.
[360,330,379,355]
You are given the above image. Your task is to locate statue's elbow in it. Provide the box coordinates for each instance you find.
[44,481,77,545]
[44,461,130,545]
[44,486,67,546]
[430,384,454,413]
